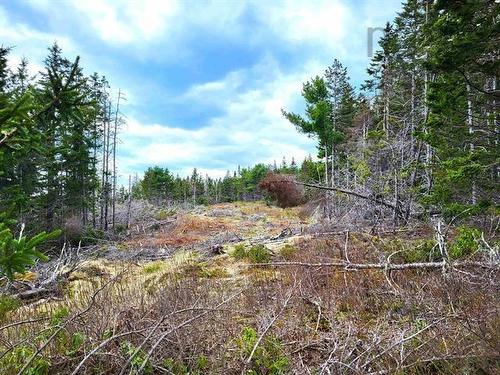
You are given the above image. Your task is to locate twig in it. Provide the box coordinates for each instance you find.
[242,289,294,374]
[137,289,245,374]
[17,272,120,375]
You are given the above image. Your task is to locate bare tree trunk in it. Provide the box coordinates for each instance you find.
[100,108,107,230]
[466,83,477,204]
[331,144,335,187]
[103,102,112,231]
[423,1,433,192]
[324,144,328,186]
[126,174,132,230]
[112,89,123,229]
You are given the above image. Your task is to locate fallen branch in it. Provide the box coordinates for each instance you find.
[297,182,398,211]
[137,289,245,374]
[17,271,122,375]
[244,260,497,271]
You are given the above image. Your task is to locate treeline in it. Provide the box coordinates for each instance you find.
[130,156,319,205]
[282,0,498,224]
[0,43,124,235]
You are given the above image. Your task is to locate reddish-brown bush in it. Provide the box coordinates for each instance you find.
[258,172,304,208]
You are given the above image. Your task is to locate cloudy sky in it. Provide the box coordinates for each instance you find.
[1,0,402,181]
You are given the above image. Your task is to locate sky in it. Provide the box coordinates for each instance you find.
[1,0,403,181]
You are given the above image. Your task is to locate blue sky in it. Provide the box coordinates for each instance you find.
[1,0,402,181]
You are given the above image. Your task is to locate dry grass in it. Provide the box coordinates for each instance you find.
[1,202,498,374]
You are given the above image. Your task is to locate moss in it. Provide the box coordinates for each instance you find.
[200,267,229,278]
[402,239,439,263]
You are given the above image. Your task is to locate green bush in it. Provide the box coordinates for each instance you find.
[155,208,176,220]
[0,345,50,374]
[236,326,289,375]
[449,226,481,260]
[231,244,272,263]
[120,341,152,374]
[163,354,208,375]
[232,244,247,260]
[0,294,20,320]
[279,244,297,259]
[247,245,271,263]
[402,239,440,263]
[81,227,105,245]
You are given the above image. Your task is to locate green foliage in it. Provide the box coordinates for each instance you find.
[50,306,70,325]
[154,208,176,220]
[163,354,208,375]
[247,245,272,263]
[232,244,248,260]
[231,244,271,263]
[81,227,104,244]
[0,220,60,280]
[402,239,440,263]
[279,244,297,259]
[236,326,289,375]
[65,332,85,356]
[163,358,188,374]
[0,294,20,320]
[449,226,481,260]
[0,345,50,375]
[143,261,164,274]
[120,341,153,374]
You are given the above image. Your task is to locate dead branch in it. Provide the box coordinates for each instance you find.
[137,289,245,374]
[242,288,294,374]
[17,271,122,375]
[244,260,497,271]
[297,182,398,211]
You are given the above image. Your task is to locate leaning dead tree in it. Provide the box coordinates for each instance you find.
[298,181,409,220]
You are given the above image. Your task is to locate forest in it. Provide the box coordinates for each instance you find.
[0,1,498,374]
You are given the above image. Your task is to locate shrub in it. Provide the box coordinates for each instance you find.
[402,239,440,263]
[231,244,271,263]
[279,244,297,259]
[232,244,247,260]
[120,341,153,374]
[0,345,50,374]
[247,245,272,263]
[236,326,289,375]
[258,172,304,208]
[81,227,105,245]
[0,294,20,320]
[155,208,176,220]
[449,226,481,260]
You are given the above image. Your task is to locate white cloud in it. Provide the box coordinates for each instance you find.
[0,5,75,76]
[251,0,352,49]
[118,57,321,179]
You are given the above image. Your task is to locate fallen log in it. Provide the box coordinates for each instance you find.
[244,260,498,271]
[13,287,54,300]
